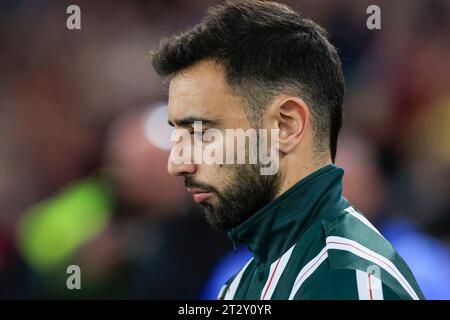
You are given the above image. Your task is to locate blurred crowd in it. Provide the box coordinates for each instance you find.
[0,0,449,299]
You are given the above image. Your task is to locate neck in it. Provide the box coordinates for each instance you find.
[228,164,348,263]
[276,156,332,198]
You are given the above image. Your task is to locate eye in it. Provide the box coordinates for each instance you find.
[191,129,208,140]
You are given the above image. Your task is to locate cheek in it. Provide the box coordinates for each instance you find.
[198,163,220,178]
[196,163,230,190]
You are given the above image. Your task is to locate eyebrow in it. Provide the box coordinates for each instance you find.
[168,117,221,128]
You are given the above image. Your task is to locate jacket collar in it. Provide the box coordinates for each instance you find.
[228,164,349,264]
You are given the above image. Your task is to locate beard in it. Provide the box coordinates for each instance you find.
[184,163,280,231]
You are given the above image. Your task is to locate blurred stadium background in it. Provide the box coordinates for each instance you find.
[0,0,449,299]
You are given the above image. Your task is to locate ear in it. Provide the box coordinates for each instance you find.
[276,97,309,154]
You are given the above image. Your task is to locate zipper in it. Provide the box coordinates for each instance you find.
[232,240,237,254]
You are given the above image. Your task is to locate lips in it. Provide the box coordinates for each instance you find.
[187,187,211,204]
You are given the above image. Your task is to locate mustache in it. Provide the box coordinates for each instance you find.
[183,177,218,194]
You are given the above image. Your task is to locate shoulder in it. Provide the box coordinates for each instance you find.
[292,207,425,300]
[298,268,404,300]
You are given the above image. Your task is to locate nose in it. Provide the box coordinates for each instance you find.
[167,147,196,177]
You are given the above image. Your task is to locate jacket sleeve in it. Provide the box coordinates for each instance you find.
[293,268,403,300]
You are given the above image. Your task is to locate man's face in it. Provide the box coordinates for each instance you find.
[167,60,279,230]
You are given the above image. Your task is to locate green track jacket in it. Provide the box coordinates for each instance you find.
[218,165,425,300]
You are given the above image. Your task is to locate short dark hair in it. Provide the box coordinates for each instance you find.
[151,0,345,161]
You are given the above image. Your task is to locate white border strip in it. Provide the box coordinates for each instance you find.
[356,269,384,300]
[344,206,382,236]
[288,246,328,300]
[261,244,296,300]
[326,236,419,300]
[217,284,227,300]
[223,257,254,300]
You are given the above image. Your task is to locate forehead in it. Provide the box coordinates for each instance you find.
[168,60,242,122]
